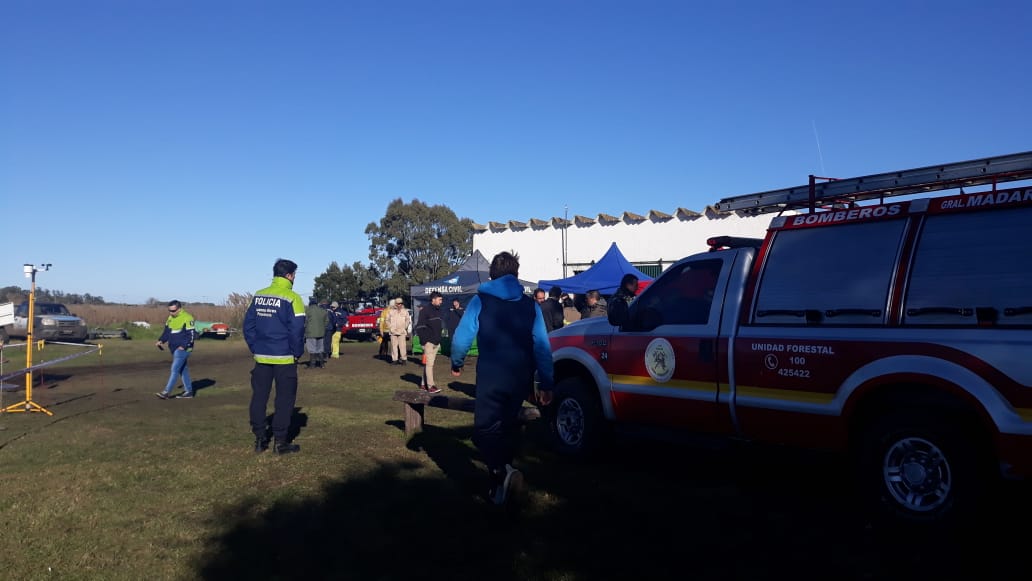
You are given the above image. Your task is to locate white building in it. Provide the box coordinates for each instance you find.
[472,206,776,284]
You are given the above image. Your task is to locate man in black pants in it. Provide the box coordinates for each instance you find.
[451,251,554,506]
[243,258,306,454]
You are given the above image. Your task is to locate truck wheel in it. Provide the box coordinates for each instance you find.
[858,410,988,525]
[0,327,8,345]
[549,377,605,457]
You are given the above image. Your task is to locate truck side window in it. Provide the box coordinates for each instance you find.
[753,220,904,325]
[906,207,1032,326]
[628,259,722,330]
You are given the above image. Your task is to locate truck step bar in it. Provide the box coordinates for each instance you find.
[715,151,1032,215]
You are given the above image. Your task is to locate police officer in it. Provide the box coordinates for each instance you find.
[243,258,306,454]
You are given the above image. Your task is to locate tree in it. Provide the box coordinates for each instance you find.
[312,262,351,303]
[365,199,473,299]
[312,261,388,307]
[223,292,254,329]
[0,286,27,303]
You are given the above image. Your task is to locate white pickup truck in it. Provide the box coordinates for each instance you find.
[0,302,13,344]
[8,302,89,343]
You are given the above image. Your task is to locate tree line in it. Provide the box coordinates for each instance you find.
[312,198,473,305]
[0,286,107,305]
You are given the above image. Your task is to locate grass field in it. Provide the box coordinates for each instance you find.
[0,337,1029,580]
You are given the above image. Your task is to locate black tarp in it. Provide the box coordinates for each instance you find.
[409,250,536,355]
[409,249,535,316]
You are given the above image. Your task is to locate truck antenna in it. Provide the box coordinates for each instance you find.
[812,120,826,175]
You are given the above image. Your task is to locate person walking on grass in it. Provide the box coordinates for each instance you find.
[450,251,554,507]
[414,291,445,393]
[155,300,196,400]
[243,258,306,455]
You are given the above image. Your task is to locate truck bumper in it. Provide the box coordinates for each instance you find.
[998,433,1032,479]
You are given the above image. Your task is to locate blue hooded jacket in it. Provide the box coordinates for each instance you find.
[450,274,554,392]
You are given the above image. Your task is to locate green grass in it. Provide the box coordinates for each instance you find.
[0,339,1027,580]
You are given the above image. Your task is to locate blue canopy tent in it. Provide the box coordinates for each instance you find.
[539,242,653,296]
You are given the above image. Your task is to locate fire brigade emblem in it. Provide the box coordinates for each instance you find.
[645,338,675,383]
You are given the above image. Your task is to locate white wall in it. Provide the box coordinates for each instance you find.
[473,212,775,285]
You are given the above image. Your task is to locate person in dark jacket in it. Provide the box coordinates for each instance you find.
[414,291,445,393]
[329,301,347,359]
[451,251,554,506]
[305,297,330,368]
[542,286,565,332]
[446,298,464,337]
[320,299,335,359]
[243,258,306,454]
[154,300,196,399]
[580,290,607,319]
[607,274,639,325]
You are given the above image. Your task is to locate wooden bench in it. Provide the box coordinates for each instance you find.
[392,389,541,436]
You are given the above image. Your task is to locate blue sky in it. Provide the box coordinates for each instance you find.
[3,0,1030,304]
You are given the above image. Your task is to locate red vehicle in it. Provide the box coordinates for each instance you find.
[547,151,1032,525]
[343,307,384,341]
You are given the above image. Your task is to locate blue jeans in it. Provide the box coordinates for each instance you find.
[163,348,193,394]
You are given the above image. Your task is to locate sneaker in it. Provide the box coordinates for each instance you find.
[274,441,300,455]
[419,384,428,391]
[155,392,170,400]
[175,392,194,399]
[426,385,442,394]
[489,465,523,506]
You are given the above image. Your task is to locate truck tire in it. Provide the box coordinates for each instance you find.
[0,327,8,345]
[549,377,606,457]
[858,409,989,525]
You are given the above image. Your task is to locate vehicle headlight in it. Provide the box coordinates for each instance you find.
[41,319,57,326]
[78,320,87,327]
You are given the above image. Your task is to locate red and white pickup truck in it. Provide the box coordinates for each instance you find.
[546,151,1032,524]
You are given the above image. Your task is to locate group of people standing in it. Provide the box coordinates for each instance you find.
[303,298,349,369]
[532,272,640,330]
[156,254,635,507]
[378,295,464,369]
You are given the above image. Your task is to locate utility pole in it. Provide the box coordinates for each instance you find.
[562,205,569,278]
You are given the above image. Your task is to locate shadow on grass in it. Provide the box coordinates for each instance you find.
[194,423,1032,580]
[445,379,476,398]
[192,378,217,392]
[262,407,308,442]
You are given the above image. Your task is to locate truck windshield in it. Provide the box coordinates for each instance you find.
[36,304,71,315]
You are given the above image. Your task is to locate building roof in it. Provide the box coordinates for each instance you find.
[473,206,735,231]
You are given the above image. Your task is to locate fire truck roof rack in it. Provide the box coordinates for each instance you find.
[715,151,1032,216]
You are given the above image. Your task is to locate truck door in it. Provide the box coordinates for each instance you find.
[605,254,733,434]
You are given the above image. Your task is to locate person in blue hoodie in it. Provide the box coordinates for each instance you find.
[450,251,554,506]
